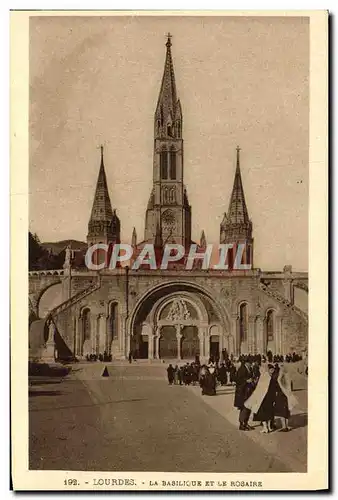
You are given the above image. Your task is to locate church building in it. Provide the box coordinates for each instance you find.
[29,36,308,362]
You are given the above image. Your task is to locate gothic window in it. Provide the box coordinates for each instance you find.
[167,124,172,137]
[162,186,168,204]
[160,149,168,179]
[82,308,91,340]
[239,303,248,342]
[266,310,275,342]
[169,187,174,203]
[109,303,118,340]
[170,148,177,180]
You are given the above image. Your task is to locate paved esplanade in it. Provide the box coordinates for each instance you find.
[29,364,307,472]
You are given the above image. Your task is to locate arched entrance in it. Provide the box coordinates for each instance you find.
[129,281,231,361]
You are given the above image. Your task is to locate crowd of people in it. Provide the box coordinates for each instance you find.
[166,358,238,390]
[85,351,112,362]
[166,350,303,433]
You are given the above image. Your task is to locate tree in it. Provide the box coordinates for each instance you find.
[29,232,48,270]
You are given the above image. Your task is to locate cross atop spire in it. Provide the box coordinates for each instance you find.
[166,32,172,47]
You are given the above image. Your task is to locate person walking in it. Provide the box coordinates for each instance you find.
[245,363,276,433]
[234,357,255,431]
[274,363,298,431]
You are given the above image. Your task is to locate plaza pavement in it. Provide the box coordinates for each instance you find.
[29,362,307,472]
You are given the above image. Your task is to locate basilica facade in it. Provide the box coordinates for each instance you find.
[29,36,308,362]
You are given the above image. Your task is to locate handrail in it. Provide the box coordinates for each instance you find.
[259,282,308,323]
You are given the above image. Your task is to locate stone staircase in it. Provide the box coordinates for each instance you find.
[50,278,101,317]
[259,282,308,324]
[49,277,101,357]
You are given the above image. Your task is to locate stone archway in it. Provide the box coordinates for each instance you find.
[128,281,230,361]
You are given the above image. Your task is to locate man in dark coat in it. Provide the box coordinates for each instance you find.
[234,358,255,430]
[167,364,175,385]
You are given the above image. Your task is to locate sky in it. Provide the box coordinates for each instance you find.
[29,15,309,271]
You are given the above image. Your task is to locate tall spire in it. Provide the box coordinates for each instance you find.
[227,146,250,225]
[89,145,113,222]
[155,33,179,138]
[145,35,191,247]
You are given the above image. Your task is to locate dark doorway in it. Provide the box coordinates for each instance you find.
[139,335,149,359]
[181,326,199,359]
[209,335,220,362]
[159,326,177,359]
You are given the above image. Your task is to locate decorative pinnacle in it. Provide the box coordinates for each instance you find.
[236,145,241,167]
[97,144,104,164]
[166,32,172,48]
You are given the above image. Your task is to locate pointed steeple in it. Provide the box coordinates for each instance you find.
[227,146,250,225]
[131,227,137,247]
[87,146,121,247]
[155,34,180,139]
[200,230,207,249]
[89,146,113,222]
[219,147,253,266]
[145,35,191,247]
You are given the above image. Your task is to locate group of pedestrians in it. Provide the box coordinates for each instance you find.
[166,352,299,434]
[166,362,201,386]
[234,356,297,433]
[166,357,238,396]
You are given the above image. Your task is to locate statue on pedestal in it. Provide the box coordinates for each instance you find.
[63,245,72,269]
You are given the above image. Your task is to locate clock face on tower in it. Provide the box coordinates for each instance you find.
[162,209,176,231]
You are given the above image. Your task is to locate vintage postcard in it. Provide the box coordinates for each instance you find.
[11,10,328,491]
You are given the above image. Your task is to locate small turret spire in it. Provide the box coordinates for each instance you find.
[89,146,113,222]
[227,146,250,225]
[131,227,137,247]
[200,230,207,249]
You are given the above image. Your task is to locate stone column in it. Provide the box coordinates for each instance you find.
[198,330,204,359]
[176,324,182,360]
[76,316,82,356]
[231,314,239,356]
[218,333,223,359]
[90,316,97,355]
[154,327,161,359]
[255,316,264,354]
[120,313,127,359]
[98,314,107,354]
[248,315,256,354]
[204,329,210,361]
[227,335,235,355]
[148,327,154,360]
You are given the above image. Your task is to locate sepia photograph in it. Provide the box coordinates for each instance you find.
[10,10,328,491]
